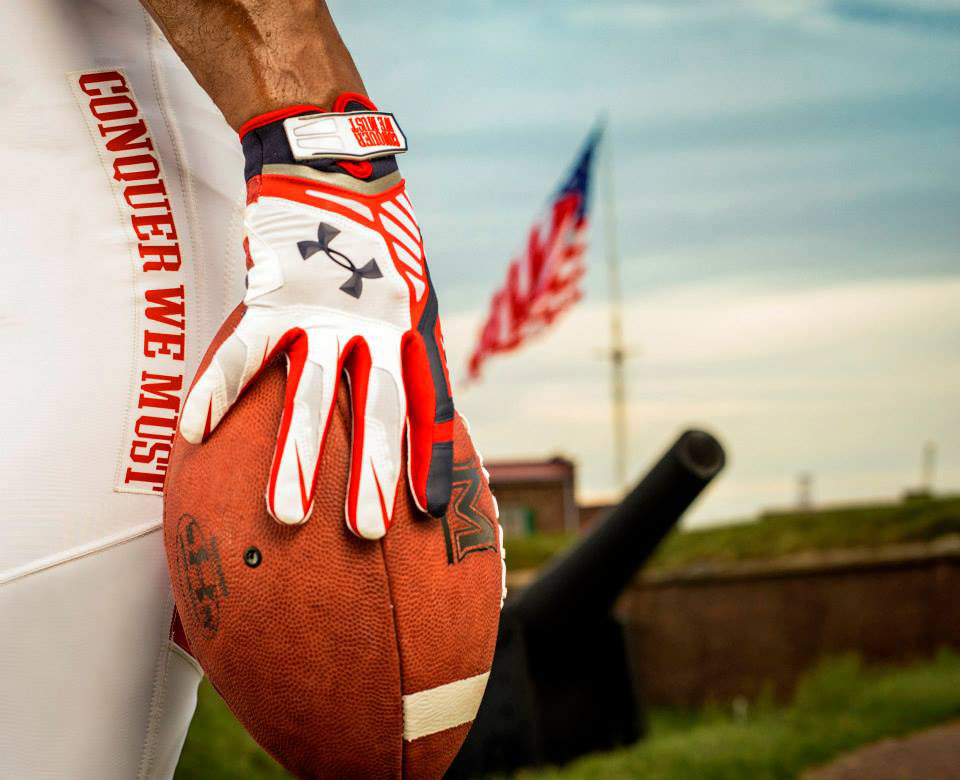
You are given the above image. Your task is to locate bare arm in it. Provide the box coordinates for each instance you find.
[139,0,366,130]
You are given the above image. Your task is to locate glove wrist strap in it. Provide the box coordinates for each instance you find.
[240,93,405,184]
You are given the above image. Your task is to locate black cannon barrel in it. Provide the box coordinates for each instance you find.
[447,429,728,777]
[511,429,725,625]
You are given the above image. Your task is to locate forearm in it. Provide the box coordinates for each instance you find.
[140,0,365,130]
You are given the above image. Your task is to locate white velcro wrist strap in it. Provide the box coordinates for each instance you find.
[283,111,408,161]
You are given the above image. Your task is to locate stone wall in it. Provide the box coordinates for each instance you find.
[620,537,960,707]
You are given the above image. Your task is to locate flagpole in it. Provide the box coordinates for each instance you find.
[600,116,628,491]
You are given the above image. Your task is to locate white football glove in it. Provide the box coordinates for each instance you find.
[179,94,454,538]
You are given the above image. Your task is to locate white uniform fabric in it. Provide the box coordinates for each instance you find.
[0,0,244,776]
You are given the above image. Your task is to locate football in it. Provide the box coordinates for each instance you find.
[163,306,505,779]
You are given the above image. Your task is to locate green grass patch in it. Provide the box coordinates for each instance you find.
[516,650,960,780]
[504,532,576,570]
[648,494,960,573]
[177,652,960,780]
[503,495,960,573]
[174,680,290,779]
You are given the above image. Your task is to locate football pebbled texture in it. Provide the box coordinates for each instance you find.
[163,306,504,779]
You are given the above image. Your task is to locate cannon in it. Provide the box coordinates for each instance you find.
[446,429,726,777]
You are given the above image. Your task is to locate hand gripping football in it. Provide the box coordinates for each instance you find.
[163,307,505,779]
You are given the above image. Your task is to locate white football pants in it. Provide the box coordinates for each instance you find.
[0,1,244,777]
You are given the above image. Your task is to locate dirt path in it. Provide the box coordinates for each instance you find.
[802,721,960,780]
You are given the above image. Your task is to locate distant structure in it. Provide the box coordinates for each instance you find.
[904,441,938,500]
[922,441,937,494]
[797,471,813,511]
[484,457,622,537]
[599,119,629,492]
[486,458,578,536]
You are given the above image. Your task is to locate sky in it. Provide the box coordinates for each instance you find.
[329,0,960,525]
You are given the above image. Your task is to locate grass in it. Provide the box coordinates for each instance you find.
[503,495,960,573]
[515,650,960,780]
[176,651,960,780]
[503,531,578,570]
[174,680,290,779]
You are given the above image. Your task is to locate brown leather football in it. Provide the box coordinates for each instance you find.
[163,307,504,779]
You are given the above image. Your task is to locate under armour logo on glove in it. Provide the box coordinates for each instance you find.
[298,222,383,299]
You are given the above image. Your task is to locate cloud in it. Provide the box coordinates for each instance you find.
[831,0,960,32]
[445,276,960,525]
[558,0,960,34]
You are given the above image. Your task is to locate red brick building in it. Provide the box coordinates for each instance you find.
[485,457,578,536]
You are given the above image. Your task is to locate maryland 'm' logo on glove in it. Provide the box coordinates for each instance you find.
[179,93,453,538]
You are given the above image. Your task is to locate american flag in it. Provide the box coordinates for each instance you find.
[467,126,601,380]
